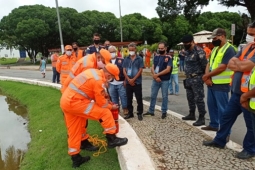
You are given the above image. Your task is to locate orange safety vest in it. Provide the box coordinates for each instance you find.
[63,69,112,110]
[74,49,84,61]
[232,43,255,92]
[62,53,97,92]
[56,54,77,88]
[51,54,58,67]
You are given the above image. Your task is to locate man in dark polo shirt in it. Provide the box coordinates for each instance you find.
[144,42,172,119]
[123,42,144,121]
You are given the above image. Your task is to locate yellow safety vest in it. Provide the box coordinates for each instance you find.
[249,67,255,110]
[209,42,233,84]
[172,57,178,74]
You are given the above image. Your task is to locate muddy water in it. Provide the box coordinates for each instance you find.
[0,94,31,170]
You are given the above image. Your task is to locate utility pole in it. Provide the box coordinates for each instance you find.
[55,0,64,54]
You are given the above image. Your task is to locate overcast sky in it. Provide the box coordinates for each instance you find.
[0,0,247,20]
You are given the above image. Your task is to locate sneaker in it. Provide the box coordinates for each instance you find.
[169,93,174,95]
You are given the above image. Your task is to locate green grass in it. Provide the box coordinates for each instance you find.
[0,58,17,65]
[0,81,120,170]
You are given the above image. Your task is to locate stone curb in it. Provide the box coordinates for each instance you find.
[0,76,156,170]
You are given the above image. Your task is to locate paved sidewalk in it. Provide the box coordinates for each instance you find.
[125,104,255,170]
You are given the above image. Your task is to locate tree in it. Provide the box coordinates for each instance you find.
[156,0,255,23]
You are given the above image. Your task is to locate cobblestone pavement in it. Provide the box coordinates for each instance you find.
[124,104,255,170]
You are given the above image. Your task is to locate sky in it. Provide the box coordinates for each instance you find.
[0,0,247,57]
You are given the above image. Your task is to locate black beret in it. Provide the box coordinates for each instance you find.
[181,35,194,43]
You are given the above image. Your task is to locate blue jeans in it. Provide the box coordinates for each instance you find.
[251,112,255,141]
[168,74,179,94]
[213,93,255,154]
[179,60,184,72]
[52,67,60,83]
[108,83,127,109]
[207,88,229,128]
[149,80,169,113]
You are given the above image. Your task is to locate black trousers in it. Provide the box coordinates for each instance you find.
[126,84,143,115]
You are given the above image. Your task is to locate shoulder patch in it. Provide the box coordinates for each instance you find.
[165,57,169,62]
[118,60,122,63]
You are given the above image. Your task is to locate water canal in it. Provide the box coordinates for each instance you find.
[0,94,31,170]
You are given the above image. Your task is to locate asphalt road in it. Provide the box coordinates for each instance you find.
[0,68,246,146]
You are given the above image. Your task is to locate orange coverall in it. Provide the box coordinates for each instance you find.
[62,53,97,92]
[203,47,211,60]
[74,49,84,61]
[145,50,151,68]
[60,69,115,156]
[56,53,77,92]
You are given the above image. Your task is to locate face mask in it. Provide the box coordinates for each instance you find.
[111,53,116,59]
[73,48,77,51]
[66,51,72,56]
[246,34,255,43]
[158,50,165,55]
[129,51,135,56]
[203,46,205,48]
[184,44,191,50]
[94,40,100,45]
[212,39,221,47]
[97,61,105,69]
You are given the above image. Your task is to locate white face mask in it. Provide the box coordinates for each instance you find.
[129,51,135,56]
[111,53,116,59]
[66,51,72,56]
[97,61,105,69]
[246,34,255,43]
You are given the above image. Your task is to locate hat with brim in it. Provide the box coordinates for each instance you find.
[99,49,111,64]
[65,45,72,50]
[105,63,120,80]
[207,28,226,39]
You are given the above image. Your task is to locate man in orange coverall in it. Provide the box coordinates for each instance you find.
[60,64,128,168]
[57,45,98,152]
[62,49,111,92]
[203,43,211,60]
[145,49,151,68]
[56,45,77,91]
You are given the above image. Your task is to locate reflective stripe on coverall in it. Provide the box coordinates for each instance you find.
[60,69,115,155]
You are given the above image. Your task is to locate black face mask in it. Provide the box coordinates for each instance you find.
[73,48,77,51]
[184,44,191,50]
[94,40,100,45]
[212,39,221,47]
[158,50,165,55]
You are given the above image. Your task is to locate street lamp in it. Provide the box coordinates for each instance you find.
[119,0,123,42]
[55,0,64,54]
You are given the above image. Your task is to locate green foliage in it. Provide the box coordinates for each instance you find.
[0,58,17,65]
[0,81,120,170]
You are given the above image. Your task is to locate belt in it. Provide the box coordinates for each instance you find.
[186,74,200,78]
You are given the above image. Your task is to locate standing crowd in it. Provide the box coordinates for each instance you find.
[48,21,255,168]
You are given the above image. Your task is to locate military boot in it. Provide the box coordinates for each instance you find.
[106,134,128,148]
[71,154,90,168]
[182,112,196,120]
[193,115,205,126]
[80,139,99,151]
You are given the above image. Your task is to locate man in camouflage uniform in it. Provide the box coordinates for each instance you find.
[181,35,208,126]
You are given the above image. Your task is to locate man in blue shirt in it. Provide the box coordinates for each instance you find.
[202,28,236,131]
[123,42,144,121]
[86,33,105,55]
[144,42,172,119]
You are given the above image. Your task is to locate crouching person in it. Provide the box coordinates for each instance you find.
[60,64,128,168]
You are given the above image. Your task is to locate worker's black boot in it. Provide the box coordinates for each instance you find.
[193,115,205,126]
[71,154,90,168]
[182,112,196,120]
[80,139,99,151]
[106,134,128,148]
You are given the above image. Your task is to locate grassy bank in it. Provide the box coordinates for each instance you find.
[0,58,17,65]
[0,81,120,170]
